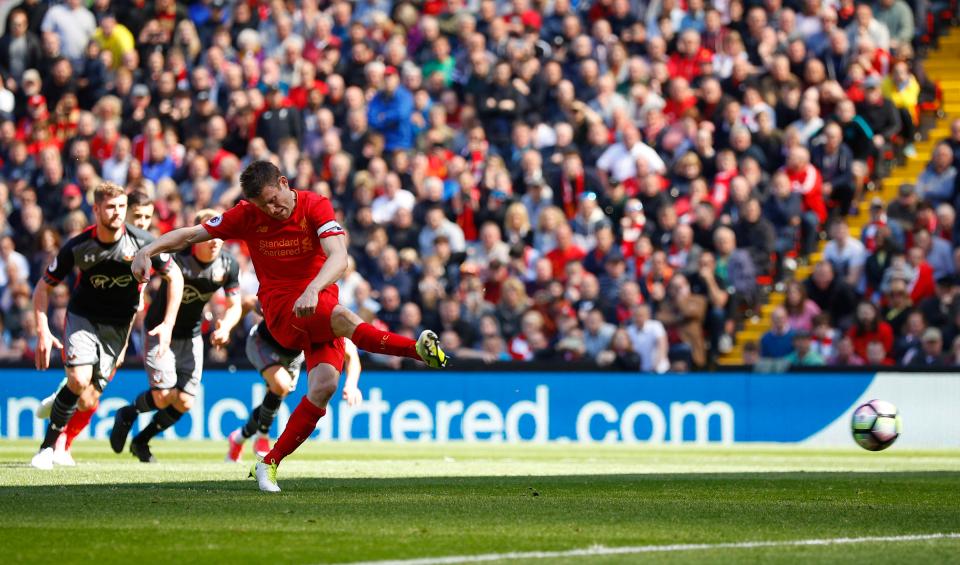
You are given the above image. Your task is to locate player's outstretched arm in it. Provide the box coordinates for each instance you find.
[292,234,349,318]
[132,225,213,283]
[341,338,363,406]
[32,280,62,371]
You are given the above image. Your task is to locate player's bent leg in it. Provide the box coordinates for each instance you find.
[252,365,337,492]
[129,389,188,463]
[334,305,447,367]
[32,366,93,469]
[111,389,163,453]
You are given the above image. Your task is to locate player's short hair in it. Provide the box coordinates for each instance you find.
[194,208,219,225]
[93,181,126,204]
[239,160,281,199]
[127,190,154,208]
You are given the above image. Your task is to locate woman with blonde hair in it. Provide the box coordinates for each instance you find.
[504,202,533,247]
[534,206,565,252]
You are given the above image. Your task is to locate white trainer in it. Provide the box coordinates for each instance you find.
[250,459,281,493]
[53,434,76,467]
[31,447,55,470]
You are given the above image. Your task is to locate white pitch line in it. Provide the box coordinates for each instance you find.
[346,533,960,565]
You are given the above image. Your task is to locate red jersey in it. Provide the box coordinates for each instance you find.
[201,190,344,302]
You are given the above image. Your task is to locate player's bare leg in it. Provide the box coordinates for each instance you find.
[252,364,338,492]
[230,367,291,462]
[330,305,448,368]
[32,365,93,469]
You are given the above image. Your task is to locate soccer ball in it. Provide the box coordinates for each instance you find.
[851,399,902,451]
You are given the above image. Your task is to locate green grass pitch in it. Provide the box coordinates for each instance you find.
[1,441,959,564]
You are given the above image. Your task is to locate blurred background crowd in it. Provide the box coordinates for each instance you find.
[0,0,958,371]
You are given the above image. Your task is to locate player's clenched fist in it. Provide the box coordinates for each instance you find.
[131,250,153,283]
[293,285,320,318]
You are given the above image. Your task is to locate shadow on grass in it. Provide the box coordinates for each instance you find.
[2,470,960,494]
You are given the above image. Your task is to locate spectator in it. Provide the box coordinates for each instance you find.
[785,331,826,366]
[823,220,868,289]
[733,197,775,276]
[583,308,616,359]
[40,0,96,65]
[419,206,466,257]
[874,0,915,54]
[596,328,642,371]
[0,10,42,84]
[847,301,894,359]
[545,223,586,283]
[760,306,795,359]
[627,304,669,373]
[784,281,822,332]
[713,226,757,307]
[831,335,866,366]
[908,327,947,367]
[256,86,303,153]
[805,261,859,328]
[916,143,956,206]
[810,122,857,216]
[657,274,708,368]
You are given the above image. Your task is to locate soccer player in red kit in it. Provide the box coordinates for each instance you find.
[131,161,447,492]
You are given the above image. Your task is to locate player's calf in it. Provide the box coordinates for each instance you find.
[111,390,160,453]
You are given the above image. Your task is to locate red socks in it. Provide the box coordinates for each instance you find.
[264,396,326,466]
[351,322,419,360]
[64,402,98,450]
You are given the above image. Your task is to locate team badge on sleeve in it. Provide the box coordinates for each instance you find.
[48,257,58,272]
[206,215,223,227]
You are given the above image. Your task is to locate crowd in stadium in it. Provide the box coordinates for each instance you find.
[0,0,958,371]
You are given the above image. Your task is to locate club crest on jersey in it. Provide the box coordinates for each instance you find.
[300,218,309,231]
[257,226,269,233]
[207,215,223,227]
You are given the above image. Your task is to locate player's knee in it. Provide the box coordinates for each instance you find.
[175,392,194,412]
[330,305,360,338]
[152,388,173,408]
[77,389,99,411]
[66,371,92,392]
[307,376,338,405]
[268,379,291,397]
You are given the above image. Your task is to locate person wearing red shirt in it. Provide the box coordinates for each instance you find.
[847,301,894,359]
[545,223,586,282]
[907,246,936,302]
[663,76,698,123]
[131,161,448,492]
[667,30,713,82]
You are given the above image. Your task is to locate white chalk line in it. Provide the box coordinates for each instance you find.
[345,533,960,565]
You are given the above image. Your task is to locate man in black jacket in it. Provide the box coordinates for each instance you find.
[0,9,42,86]
[811,122,858,216]
[804,261,860,328]
[256,85,303,153]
